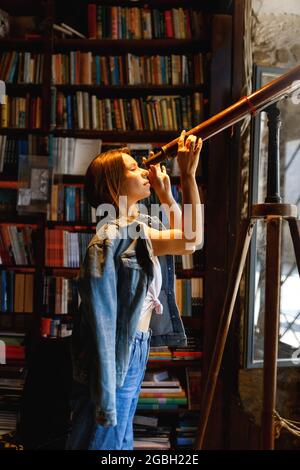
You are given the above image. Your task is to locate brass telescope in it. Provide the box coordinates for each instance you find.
[143,64,300,167]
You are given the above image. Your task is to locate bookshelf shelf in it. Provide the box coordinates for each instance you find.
[0,363,25,373]
[52,129,181,142]
[46,221,96,229]
[54,38,210,53]
[0,311,33,315]
[0,265,36,272]
[0,38,45,51]
[5,84,43,94]
[0,128,48,136]
[44,266,80,273]
[0,313,35,329]
[0,214,42,225]
[55,84,207,97]
[147,359,202,368]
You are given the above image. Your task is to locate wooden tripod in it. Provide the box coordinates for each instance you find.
[194,103,300,449]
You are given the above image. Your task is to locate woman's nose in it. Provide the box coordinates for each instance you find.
[142,169,149,178]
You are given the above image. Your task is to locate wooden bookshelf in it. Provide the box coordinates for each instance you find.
[0,0,240,450]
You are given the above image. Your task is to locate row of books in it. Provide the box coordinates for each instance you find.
[0,378,24,391]
[45,229,93,268]
[0,135,49,176]
[0,411,18,436]
[0,368,24,437]
[0,271,34,313]
[52,52,205,86]
[48,184,97,223]
[0,52,44,84]
[133,425,172,450]
[175,413,200,448]
[133,412,200,450]
[136,368,201,412]
[0,222,202,271]
[87,5,206,40]
[0,225,36,266]
[49,136,102,175]
[40,317,73,338]
[0,332,25,361]
[53,91,204,131]
[175,277,203,317]
[0,95,42,129]
[138,386,187,410]
[42,275,79,316]
[148,349,202,363]
[133,412,172,450]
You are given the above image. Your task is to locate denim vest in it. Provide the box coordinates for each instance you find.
[71,213,187,427]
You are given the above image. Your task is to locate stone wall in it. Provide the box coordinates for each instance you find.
[252,11,300,67]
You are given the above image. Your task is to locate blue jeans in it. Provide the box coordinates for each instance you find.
[66,329,152,450]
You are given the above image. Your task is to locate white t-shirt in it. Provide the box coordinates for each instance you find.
[140,254,163,319]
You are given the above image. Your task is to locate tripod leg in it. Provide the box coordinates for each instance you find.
[194,218,256,449]
[287,218,300,278]
[262,216,282,449]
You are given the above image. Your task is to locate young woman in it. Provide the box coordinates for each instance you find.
[67,130,203,450]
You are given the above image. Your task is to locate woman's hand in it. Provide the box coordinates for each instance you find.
[143,152,172,203]
[177,130,202,178]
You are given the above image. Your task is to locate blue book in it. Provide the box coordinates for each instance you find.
[95,55,101,84]
[1,270,7,312]
[8,271,14,313]
[66,95,73,129]
[8,52,18,83]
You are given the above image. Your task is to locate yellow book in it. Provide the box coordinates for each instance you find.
[24,274,34,313]
[14,273,25,313]
[1,94,8,127]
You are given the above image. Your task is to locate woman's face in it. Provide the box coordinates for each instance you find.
[121,153,150,206]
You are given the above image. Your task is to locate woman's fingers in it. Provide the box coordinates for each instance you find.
[195,137,203,153]
[178,129,186,150]
[178,131,201,155]
[185,134,196,151]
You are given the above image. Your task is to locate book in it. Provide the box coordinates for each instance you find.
[133,415,158,428]
[143,370,170,382]
[60,23,86,39]
[72,139,102,175]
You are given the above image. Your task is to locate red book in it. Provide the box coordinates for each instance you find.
[172,351,203,357]
[41,318,51,337]
[164,10,174,38]
[88,4,97,39]
[6,346,25,360]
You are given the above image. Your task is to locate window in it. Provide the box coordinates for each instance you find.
[245,65,300,367]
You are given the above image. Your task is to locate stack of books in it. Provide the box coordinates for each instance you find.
[137,370,187,411]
